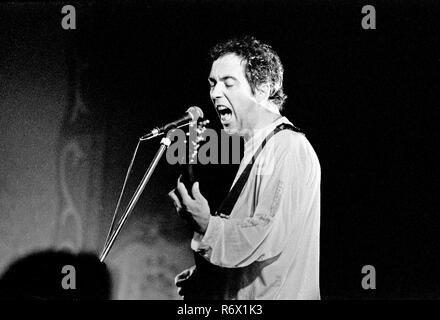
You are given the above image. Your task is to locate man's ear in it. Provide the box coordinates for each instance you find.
[255,83,271,103]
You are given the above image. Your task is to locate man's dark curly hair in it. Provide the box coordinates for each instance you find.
[210,36,287,111]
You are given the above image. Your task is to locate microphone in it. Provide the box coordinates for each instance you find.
[140,106,204,140]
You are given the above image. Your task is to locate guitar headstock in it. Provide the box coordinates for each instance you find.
[186,118,209,164]
[179,118,209,195]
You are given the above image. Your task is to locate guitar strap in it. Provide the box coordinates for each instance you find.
[215,122,302,217]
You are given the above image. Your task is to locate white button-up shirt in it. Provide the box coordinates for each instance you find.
[191,117,321,299]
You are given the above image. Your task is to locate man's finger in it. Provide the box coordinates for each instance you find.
[168,189,182,211]
[177,182,192,204]
[175,269,190,283]
[168,188,176,199]
[192,182,202,200]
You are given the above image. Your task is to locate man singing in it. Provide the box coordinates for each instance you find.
[169,36,321,300]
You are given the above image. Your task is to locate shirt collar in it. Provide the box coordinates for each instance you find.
[243,116,293,156]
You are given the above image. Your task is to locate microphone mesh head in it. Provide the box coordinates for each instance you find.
[187,106,204,120]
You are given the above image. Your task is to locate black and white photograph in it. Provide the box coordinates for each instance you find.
[0,0,438,304]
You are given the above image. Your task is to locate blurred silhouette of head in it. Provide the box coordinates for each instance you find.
[0,249,112,300]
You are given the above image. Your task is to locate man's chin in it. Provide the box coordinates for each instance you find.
[222,126,238,136]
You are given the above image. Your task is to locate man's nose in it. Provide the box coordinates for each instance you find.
[210,83,223,100]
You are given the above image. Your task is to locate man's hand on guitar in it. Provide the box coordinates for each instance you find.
[168,178,211,234]
[174,265,197,297]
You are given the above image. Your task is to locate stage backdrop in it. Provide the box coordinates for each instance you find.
[0,4,193,299]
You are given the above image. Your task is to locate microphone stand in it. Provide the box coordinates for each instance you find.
[99,129,175,262]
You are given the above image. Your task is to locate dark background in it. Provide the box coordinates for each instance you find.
[2,0,439,299]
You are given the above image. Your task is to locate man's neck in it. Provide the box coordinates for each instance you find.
[242,111,283,142]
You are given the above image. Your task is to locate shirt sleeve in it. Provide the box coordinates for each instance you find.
[192,132,312,268]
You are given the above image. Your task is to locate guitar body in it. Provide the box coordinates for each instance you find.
[185,252,228,300]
